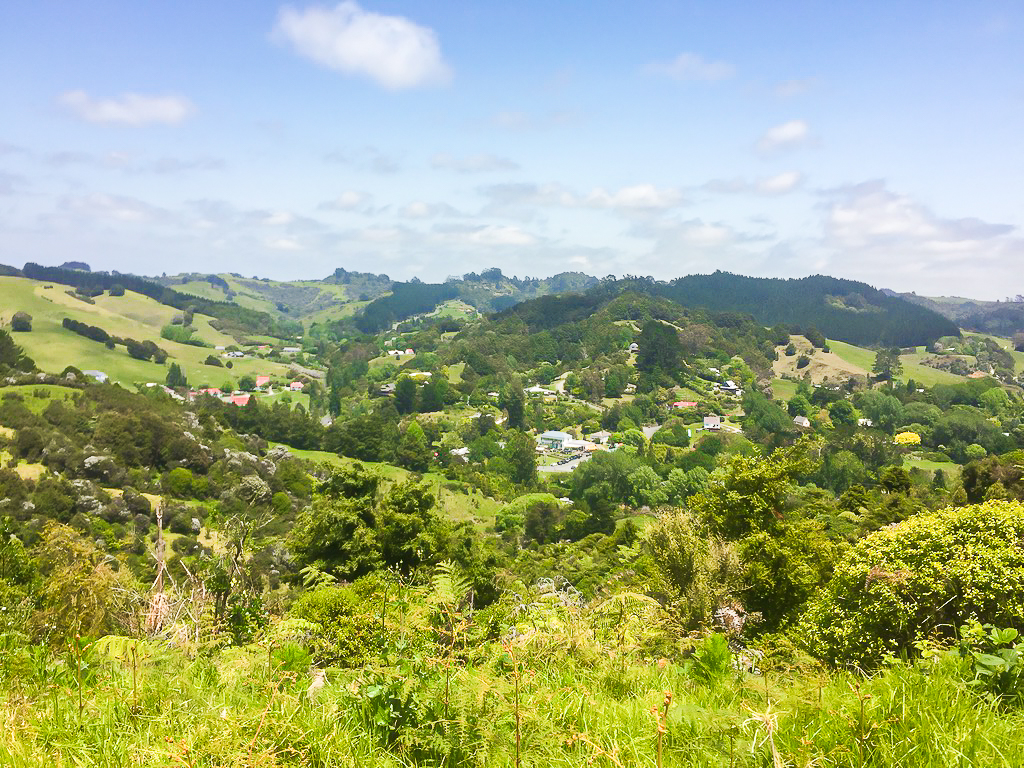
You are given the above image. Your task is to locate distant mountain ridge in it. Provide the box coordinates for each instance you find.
[1,260,958,346]
[898,293,1024,337]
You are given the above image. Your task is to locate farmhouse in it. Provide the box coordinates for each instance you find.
[255,376,271,389]
[703,415,722,431]
[289,381,304,391]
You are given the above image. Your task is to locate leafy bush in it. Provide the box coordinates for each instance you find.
[9,312,31,332]
[803,500,1024,667]
[288,585,383,666]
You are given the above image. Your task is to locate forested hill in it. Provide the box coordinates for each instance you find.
[641,272,958,347]
[899,293,1024,337]
[351,269,599,333]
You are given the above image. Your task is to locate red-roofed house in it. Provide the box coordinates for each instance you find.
[199,388,222,396]
[672,401,698,408]
[230,394,251,406]
[289,381,304,391]
[255,375,271,388]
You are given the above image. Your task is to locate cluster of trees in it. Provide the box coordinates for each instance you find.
[0,330,34,374]
[61,318,168,363]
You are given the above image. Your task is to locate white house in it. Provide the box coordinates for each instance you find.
[537,430,572,451]
[793,415,811,429]
[703,415,722,431]
[83,370,108,383]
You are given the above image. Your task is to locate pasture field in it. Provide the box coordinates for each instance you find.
[826,338,966,387]
[0,277,294,389]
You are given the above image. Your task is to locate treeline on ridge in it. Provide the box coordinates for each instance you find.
[645,272,959,347]
[16,263,299,339]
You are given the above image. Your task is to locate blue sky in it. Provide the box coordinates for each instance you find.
[1,1,1021,297]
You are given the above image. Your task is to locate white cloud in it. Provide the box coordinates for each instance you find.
[756,119,812,153]
[431,152,519,173]
[773,78,818,98]
[61,193,167,223]
[584,183,683,210]
[824,181,1013,248]
[399,201,461,219]
[324,146,400,173]
[59,90,195,125]
[264,211,296,226]
[320,190,371,211]
[708,171,804,196]
[482,182,683,215]
[466,225,536,246]
[266,237,303,251]
[647,52,734,81]
[273,1,451,90]
[815,180,1022,294]
[757,171,803,194]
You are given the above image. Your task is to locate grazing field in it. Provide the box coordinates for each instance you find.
[826,338,967,387]
[905,456,962,479]
[0,277,295,389]
[770,378,799,401]
[897,352,971,386]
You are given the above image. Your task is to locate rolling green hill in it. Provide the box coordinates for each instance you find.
[0,276,298,389]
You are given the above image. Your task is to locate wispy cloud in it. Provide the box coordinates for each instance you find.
[815,180,1023,294]
[773,77,818,98]
[59,90,195,125]
[706,171,804,196]
[319,190,373,212]
[0,172,27,195]
[60,193,170,223]
[44,150,222,174]
[431,152,519,173]
[756,119,813,153]
[481,181,684,215]
[273,1,451,90]
[324,146,401,174]
[399,201,461,219]
[647,52,734,81]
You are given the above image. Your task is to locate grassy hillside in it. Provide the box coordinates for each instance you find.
[163,273,378,328]
[0,277,296,388]
[825,338,967,386]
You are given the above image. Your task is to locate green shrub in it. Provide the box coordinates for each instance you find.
[803,500,1024,667]
[288,585,383,666]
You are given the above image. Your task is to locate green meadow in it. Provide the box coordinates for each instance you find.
[0,277,296,389]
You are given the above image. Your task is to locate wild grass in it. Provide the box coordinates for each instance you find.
[0,625,1022,767]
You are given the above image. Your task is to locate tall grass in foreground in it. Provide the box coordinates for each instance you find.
[0,632,1021,767]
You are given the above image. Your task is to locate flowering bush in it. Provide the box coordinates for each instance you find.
[802,501,1024,666]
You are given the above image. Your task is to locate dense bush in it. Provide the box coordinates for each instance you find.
[803,500,1024,667]
[288,585,382,665]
